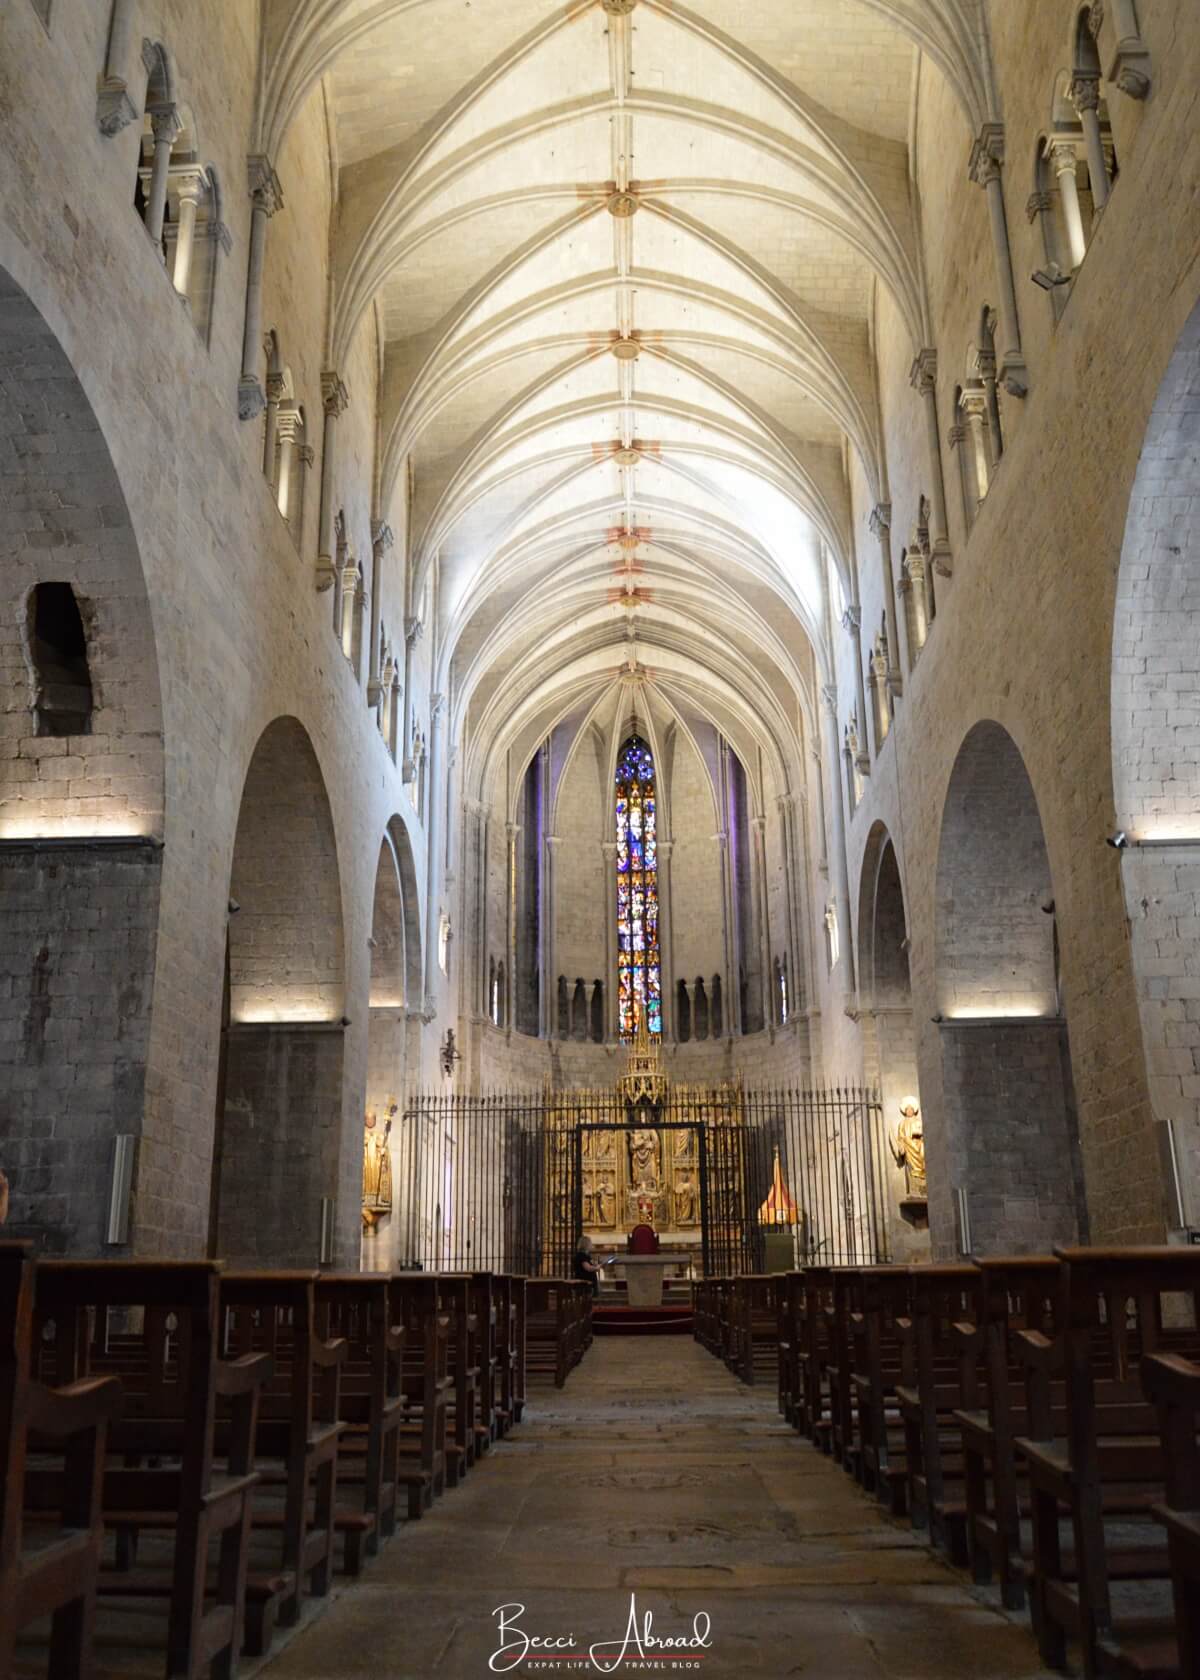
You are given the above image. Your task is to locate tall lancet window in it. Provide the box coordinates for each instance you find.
[615,734,661,1039]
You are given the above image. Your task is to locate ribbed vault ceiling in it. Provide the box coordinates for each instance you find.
[260,0,988,809]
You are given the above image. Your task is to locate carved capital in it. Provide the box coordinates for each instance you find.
[820,682,838,714]
[150,104,183,148]
[321,370,350,418]
[237,376,265,421]
[96,82,138,137]
[973,347,998,382]
[1069,71,1102,114]
[1026,190,1053,222]
[1048,139,1080,177]
[430,691,447,721]
[371,520,395,555]
[869,501,892,537]
[246,155,283,216]
[969,122,1005,187]
[1000,351,1029,399]
[841,602,862,633]
[404,616,424,651]
[909,346,938,396]
[1089,0,1105,36]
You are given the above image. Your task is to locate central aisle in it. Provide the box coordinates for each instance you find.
[260,1336,1056,1680]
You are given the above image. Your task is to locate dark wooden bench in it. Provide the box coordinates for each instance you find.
[894,1263,979,1558]
[0,1242,122,1680]
[390,1273,450,1516]
[314,1273,404,1574]
[1141,1348,1200,1679]
[219,1271,346,1656]
[32,1259,267,1680]
[1015,1246,1200,1678]
[525,1280,590,1388]
[849,1266,910,1511]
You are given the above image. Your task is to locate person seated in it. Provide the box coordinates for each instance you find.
[574,1234,603,1295]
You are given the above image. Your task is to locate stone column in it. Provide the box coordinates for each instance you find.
[948,417,973,538]
[1050,141,1087,270]
[750,814,773,1035]
[974,346,1004,470]
[969,125,1028,397]
[715,828,737,1036]
[542,834,560,1040]
[340,553,361,667]
[274,402,301,522]
[1101,0,1151,98]
[909,348,953,572]
[842,602,872,774]
[959,382,992,502]
[602,840,619,1041]
[401,618,423,781]
[1070,73,1110,213]
[819,684,855,993]
[869,503,902,698]
[776,793,804,1011]
[422,694,446,1016]
[506,823,520,1037]
[317,373,350,592]
[97,0,139,133]
[143,106,182,254]
[170,167,205,299]
[368,522,393,713]
[238,157,283,421]
[657,835,675,1041]
[869,645,890,752]
[388,668,401,760]
[903,552,929,659]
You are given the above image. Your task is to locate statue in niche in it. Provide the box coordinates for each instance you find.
[890,1098,927,1200]
[674,1126,695,1159]
[362,1100,395,1231]
[629,1127,661,1187]
[674,1171,698,1226]
[598,1177,616,1226]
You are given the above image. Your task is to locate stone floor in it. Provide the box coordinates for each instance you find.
[259,1336,1059,1680]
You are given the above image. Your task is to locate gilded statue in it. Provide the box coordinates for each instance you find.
[674,1170,697,1226]
[362,1101,395,1231]
[890,1098,927,1199]
[629,1127,661,1186]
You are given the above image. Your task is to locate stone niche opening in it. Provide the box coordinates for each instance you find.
[932,721,1086,1257]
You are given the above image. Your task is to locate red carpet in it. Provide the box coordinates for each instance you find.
[592,1304,694,1336]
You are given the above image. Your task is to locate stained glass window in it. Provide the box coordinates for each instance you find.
[616,735,661,1039]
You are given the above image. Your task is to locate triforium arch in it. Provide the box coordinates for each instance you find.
[362,814,423,1271]
[1112,298,1200,1237]
[931,721,1086,1259]
[0,265,165,1257]
[214,716,347,1269]
[856,821,927,1258]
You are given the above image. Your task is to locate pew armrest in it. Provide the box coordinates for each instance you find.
[216,1352,273,1397]
[1142,1350,1200,1408]
[1013,1329,1058,1369]
[29,1373,122,1437]
[313,1334,349,1369]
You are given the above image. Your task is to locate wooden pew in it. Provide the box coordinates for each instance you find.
[525,1280,590,1388]
[777,1271,805,1429]
[219,1271,346,1655]
[490,1274,520,1438]
[510,1275,527,1426]
[390,1273,450,1516]
[1015,1246,1200,1678]
[954,1255,1060,1609]
[0,1242,122,1680]
[1141,1350,1200,1679]
[471,1272,500,1448]
[800,1267,838,1452]
[438,1275,480,1486]
[314,1273,404,1574]
[826,1268,859,1471]
[848,1266,910,1511]
[732,1275,779,1386]
[894,1264,979,1558]
[31,1259,267,1680]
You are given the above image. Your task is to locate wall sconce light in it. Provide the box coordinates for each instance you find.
[1106,831,1128,849]
[440,1029,461,1078]
[1031,265,1070,290]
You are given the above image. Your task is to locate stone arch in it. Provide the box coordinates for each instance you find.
[214,717,346,1267]
[0,267,165,1256]
[1112,300,1200,1229]
[857,823,926,1256]
[932,721,1085,1256]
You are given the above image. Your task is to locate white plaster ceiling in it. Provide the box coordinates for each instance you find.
[262,0,989,805]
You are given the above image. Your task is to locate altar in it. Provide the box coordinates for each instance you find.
[609,1255,677,1307]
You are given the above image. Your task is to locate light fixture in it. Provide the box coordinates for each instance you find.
[227,898,240,914]
[1031,265,1071,290]
[440,1028,462,1078]
[1106,831,1128,849]
[1040,897,1055,914]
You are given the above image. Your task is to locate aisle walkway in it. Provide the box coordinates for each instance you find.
[261,1337,1056,1680]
